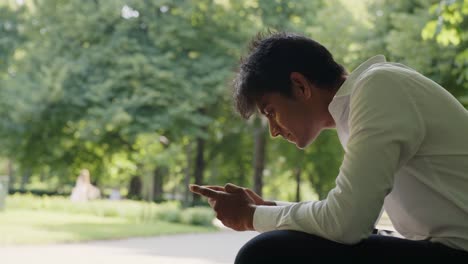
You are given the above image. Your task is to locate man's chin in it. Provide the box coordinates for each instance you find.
[294,140,307,149]
[295,144,305,150]
[295,137,315,149]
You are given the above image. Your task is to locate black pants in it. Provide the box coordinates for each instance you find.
[235,230,468,263]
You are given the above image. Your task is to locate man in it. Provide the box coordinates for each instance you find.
[190,32,468,262]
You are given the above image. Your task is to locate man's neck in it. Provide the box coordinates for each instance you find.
[332,75,348,97]
[323,75,348,129]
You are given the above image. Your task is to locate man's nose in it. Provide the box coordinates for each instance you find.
[268,122,280,138]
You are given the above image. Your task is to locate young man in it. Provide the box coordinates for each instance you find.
[190,32,468,262]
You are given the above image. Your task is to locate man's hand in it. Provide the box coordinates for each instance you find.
[202,184,276,206]
[189,183,257,231]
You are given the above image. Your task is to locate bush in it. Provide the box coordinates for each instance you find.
[180,207,215,226]
[154,202,182,223]
[5,193,215,227]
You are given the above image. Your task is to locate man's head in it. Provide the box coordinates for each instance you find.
[233,32,346,149]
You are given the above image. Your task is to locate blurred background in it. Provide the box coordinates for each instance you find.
[0,0,467,262]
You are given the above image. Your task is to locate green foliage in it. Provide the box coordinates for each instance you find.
[422,0,468,104]
[154,201,183,223]
[0,4,25,76]
[1,0,467,204]
[362,0,467,105]
[6,193,214,226]
[0,0,254,179]
[303,130,344,200]
[180,206,215,226]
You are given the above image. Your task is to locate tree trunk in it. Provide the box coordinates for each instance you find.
[153,166,168,202]
[192,137,205,205]
[7,159,14,190]
[253,117,266,197]
[238,162,246,188]
[295,167,302,202]
[151,136,171,202]
[20,167,31,191]
[183,142,192,207]
[40,168,47,182]
[128,175,142,200]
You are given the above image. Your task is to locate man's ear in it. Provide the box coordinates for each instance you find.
[290,72,311,100]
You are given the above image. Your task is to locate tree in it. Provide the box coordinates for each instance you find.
[0,0,256,190]
[422,0,468,105]
[303,130,344,200]
[361,0,465,104]
[4,0,464,203]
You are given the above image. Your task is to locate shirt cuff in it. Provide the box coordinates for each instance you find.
[253,205,285,233]
[274,201,296,206]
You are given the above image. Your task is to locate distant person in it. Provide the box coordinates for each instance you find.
[70,169,101,202]
[109,188,121,200]
[190,32,468,261]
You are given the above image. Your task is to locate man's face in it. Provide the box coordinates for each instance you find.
[256,73,336,149]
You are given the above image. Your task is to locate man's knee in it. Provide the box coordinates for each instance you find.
[235,230,352,264]
[234,230,319,263]
[234,232,270,263]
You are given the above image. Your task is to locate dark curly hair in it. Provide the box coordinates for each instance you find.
[233,32,345,119]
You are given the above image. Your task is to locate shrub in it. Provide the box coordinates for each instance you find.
[154,201,182,223]
[180,207,215,226]
[5,194,215,227]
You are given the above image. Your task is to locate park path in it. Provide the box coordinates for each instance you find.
[1,214,394,264]
[1,230,258,264]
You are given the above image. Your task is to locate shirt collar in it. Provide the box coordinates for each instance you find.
[334,55,387,98]
[328,55,387,147]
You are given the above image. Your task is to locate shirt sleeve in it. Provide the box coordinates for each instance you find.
[274,201,297,206]
[252,68,425,244]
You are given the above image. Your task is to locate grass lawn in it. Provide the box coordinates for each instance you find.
[0,209,217,246]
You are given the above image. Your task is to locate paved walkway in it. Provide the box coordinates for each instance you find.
[1,214,395,264]
[1,230,258,264]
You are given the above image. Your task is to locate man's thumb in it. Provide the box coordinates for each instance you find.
[225,183,243,193]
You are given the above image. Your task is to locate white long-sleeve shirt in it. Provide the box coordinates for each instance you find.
[253,55,468,251]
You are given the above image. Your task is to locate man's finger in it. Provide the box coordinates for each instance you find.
[189,184,220,198]
[204,185,225,192]
[245,188,261,199]
[225,183,243,193]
